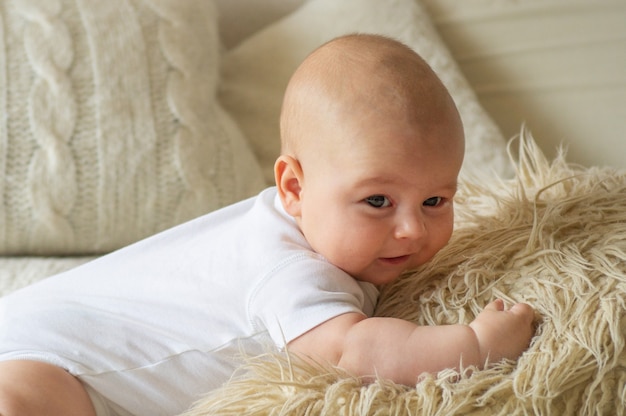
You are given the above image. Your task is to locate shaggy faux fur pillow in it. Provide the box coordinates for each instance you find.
[181,134,626,415]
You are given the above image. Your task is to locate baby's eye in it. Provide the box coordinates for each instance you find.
[364,195,391,208]
[423,196,443,207]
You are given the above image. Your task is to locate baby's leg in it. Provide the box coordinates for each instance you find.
[0,360,96,416]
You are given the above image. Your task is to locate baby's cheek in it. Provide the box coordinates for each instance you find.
[417,239,447,266]
[434,218,454,250]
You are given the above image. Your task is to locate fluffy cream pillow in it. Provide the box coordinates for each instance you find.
[0,0,265,255]
[219,0,513,185]
[181,134,626,415]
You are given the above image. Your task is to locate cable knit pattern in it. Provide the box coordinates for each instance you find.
[0,9,7,250]
[146,0,232,223]
[16,0,77,252]
[76,0,162,249]
[0,0,265,255]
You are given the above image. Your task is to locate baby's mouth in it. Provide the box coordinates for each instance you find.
[379,255,411,265]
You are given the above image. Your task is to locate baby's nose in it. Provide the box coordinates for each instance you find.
[394,213,426,241]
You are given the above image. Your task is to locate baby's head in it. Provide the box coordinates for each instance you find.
[275,34,464,286]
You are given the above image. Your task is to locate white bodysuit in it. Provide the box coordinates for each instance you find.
[0,187,378,416]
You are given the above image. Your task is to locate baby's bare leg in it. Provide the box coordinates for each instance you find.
[0,360,96,416]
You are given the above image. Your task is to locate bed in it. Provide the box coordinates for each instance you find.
[1,0,625,414]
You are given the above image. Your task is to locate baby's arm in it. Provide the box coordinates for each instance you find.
[288,299,534,385]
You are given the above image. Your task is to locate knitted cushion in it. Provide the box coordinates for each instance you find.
[180,134,626,415]
[0,0,265,255]
[219,0,514,185]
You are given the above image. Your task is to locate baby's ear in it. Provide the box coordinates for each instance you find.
[274,155,303,217]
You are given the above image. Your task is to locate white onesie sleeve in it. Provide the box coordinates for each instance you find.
[247,251,379,347]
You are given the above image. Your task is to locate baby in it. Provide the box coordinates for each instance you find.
[0,34,534,416]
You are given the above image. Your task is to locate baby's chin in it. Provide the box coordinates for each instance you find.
[351,262,413,286]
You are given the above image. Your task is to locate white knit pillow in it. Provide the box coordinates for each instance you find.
[0,0,265,255]
[219,0,514,185]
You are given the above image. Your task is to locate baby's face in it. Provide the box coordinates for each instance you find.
[295,112,464,286]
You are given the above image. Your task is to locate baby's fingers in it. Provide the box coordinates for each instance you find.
[510,303,534,323]
[484,299,505,312]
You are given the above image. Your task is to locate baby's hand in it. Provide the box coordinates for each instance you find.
[468,299,535,365]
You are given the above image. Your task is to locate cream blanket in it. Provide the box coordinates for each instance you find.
[182,135,626,415]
